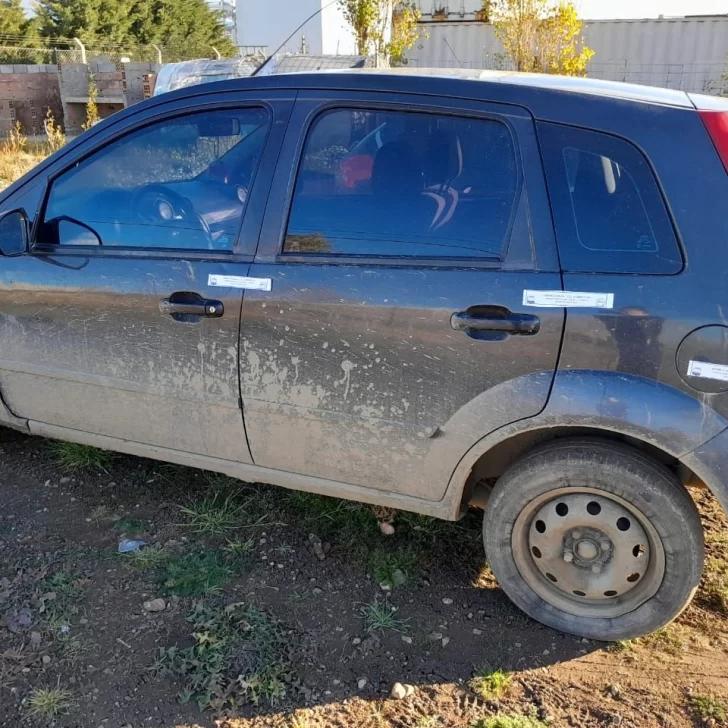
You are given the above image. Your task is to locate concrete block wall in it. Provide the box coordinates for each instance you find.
[0,65,62,135]
[0,61,161,136]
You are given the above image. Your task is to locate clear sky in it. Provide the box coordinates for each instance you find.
[575,0,728,19]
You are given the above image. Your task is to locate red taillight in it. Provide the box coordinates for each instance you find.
[699,110,728,173]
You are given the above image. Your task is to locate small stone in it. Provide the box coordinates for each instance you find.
[2,607,32,633]
[41,655,51,665]
[379,522,395,536]
[352,637,362,645]
[312,541,326,561]
[442,597,453,605]
[142,598,166,613]
[429,632,444,641]
[473,628,482,635]
[442,637,450,647]
[404,684,415,697]
[392,569,406,587]
[312,587,323,595]
[608,684,622,699]
[610,715,622,726]
[390,682,407,700]
[542,649,550,655]
[706,718,717,728]
[60,477,71,485]
[357,678,367,690]
[401,635,413,644]
[332,679,341,685]
[515,642,522,648]
[29,631,42,648]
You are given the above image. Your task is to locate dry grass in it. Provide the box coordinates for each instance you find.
[0,118,62,190]
[0,142,48,188]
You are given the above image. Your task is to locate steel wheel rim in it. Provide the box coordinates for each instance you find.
[512,487,666,619]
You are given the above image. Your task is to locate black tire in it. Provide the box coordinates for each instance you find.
[483,438,704,641]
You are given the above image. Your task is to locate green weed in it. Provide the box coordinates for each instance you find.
[27,686,73,718]
[473,713,547,728]
[607,639,633,653]
[156,551,233,596]
[688,694,728,725]
[57,634,90,665]
[155,601,296,711]
[370,552,411,589]
[224,537,255,564]
[114,517,145,534]
[89,505,109,523]
[38,570,83,628]
[702,554,728,615]
[121,545,170,571]
[639,626,683,656]
[179,490,245,536]
[361,597,409,633]
[51,441,113,472]
[469,668,512,700]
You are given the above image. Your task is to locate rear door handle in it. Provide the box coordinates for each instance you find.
[160,295,224,319]
[451,310,540,336]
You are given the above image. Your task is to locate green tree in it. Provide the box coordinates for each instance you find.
[34,0,135,45]
[0,0,33,38]
[388,1,425,66]
[0,0,43,62]
[338,0,388,57]
[34,0,235,60]
[133,0,236,60]
[338,0,424,65]
[493,0,593,76]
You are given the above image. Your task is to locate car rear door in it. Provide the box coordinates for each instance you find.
[0,90,293,463]
[239,90,564,501]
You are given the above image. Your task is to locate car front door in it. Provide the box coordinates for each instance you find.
[0,91,292,463]
[239,91,564,501]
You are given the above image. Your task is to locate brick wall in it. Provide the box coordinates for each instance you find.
[0,65,62,136]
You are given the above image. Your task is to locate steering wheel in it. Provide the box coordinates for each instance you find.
[131,185,213,247]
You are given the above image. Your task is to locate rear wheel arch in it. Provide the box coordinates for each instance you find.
[455,425,702,517]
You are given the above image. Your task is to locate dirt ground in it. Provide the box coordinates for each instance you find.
[1,428,727,728]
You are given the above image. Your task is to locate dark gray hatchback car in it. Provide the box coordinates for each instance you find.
[0,68,727,641]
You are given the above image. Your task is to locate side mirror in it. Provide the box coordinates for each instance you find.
[0,209,29,256]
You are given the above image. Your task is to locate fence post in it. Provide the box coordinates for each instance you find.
[151,44,162,64]
[72,37,86,64]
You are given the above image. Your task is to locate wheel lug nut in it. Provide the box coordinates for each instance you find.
[563,551,574,563]
[600,540,611,552]
[572,530,582,539]
[591,564,602,574]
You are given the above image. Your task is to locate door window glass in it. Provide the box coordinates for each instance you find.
[40,108,269,251]
[284,108,519,259]
[539,122,682,274]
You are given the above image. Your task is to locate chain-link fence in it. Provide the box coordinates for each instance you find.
[0,41,242,68]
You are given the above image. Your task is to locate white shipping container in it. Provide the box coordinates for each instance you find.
[406,16,728,93]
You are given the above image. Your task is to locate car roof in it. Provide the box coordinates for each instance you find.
[216,66,695,110]
[303,68,694,108]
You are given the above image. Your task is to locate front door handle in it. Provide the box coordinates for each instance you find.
[451,309,540,336]
[160,293,224,319]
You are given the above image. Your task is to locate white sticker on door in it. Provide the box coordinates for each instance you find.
[208,274,272,291]
[522,290,614,309]
[687,360,728,383]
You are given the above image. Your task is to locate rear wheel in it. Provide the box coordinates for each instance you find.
[483,438,704,640]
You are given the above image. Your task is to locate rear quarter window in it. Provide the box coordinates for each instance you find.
[538,122,682,274]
